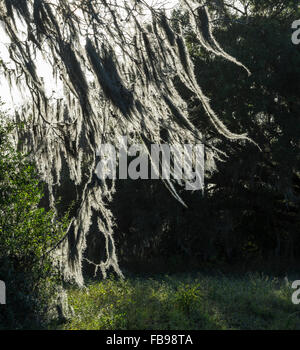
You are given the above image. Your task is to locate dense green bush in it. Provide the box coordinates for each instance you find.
[0,116,69,329]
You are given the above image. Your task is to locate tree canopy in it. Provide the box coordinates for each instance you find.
[0,0,260,284]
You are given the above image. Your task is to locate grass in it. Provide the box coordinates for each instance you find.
[58,272,300,330]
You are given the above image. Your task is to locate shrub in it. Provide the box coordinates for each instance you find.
[0,116,69,329]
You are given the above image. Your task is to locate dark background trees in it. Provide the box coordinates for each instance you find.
[89,0,300,276]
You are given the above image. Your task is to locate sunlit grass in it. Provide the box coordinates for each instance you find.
[59,272,300,330]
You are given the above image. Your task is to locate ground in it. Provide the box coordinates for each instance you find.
[55,272,300,330]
